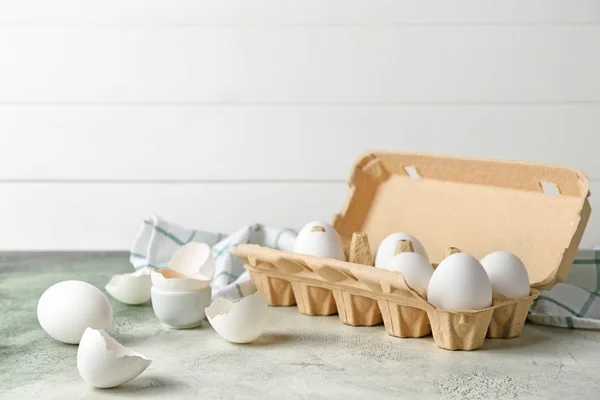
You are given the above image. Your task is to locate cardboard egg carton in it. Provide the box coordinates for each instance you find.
[234,151,591,350]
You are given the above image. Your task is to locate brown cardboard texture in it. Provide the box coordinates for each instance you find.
[250,271,296,306]
[234,151,590,350]
[336,232,383,326]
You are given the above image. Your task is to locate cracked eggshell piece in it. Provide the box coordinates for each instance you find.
[205,292,269,344]
[169,242,216,279]
[150,268,211,292]
[77,328,151,389]
[374,232,429,268]
[105,271,151,305]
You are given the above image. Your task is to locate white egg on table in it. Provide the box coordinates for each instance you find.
[427,253,492,311]
[379,251,434,292]
[374,232,428,268]
[37,280,113,344]
[480,251,530,298]
[293,221,346,261]
[77,328,151,388]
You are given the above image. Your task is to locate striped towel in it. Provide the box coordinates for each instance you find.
[130,216,600,329]
[528,249,600,329]
[130,215,296,300]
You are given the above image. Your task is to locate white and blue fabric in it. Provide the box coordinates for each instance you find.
[130,215,296,300]
[131,215,600,329]
[528,249,600,329]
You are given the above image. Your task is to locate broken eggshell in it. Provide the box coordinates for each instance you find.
[150,243,215,292]
[205,292,269,344]
[77,328,151,389]
[105,271,151,305]
[150,268,211,292]
[169,242,215,279]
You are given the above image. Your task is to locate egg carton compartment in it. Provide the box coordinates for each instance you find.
[235,151,589,351]
[487,292,538,339]
[251,271,296,306]
[236,244,542,350]
[378,302,430,338]
[336,290,382,326]
[291,282,337,316]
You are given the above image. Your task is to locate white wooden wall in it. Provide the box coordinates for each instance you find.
[1,0,599,250]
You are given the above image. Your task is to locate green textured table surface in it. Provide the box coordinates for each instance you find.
[2,252,600,400]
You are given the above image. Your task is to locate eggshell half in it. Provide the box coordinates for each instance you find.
[169,242,216,279]
[205,292,269,343]
[77,328,151,388]
[427,253,492,311]
[37,280,113,344]
[150,268,211,292]
[105,271,151,305]
[374,233,429,268]
[293,221,346,261]
[381,252,434,292]
[481,251,530,298]
[151,286,211,329]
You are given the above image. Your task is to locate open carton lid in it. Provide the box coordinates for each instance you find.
[331,151,591,290]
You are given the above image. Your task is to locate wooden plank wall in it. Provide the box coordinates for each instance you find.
[1,0,599,249]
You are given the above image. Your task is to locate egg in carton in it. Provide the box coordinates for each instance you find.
[234,151,591,350]
[238,240,536,350]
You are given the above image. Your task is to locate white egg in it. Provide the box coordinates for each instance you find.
[381,252,434,292]
[205,292,269,344]
[77,328,151,388]
[480,251,530,298]
[374,233,429,268]
[37,280,113,344]
[293,221,346,260]
[105,271,151,305]
[427,253,492,311]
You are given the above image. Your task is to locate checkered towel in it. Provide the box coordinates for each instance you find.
[130,215,296,300]
[527,249,600,329]
[130,216,600,329]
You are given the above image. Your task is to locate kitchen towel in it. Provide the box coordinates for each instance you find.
[527,249,600,329]
[130,215,297,300]
[131,215,600,329]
